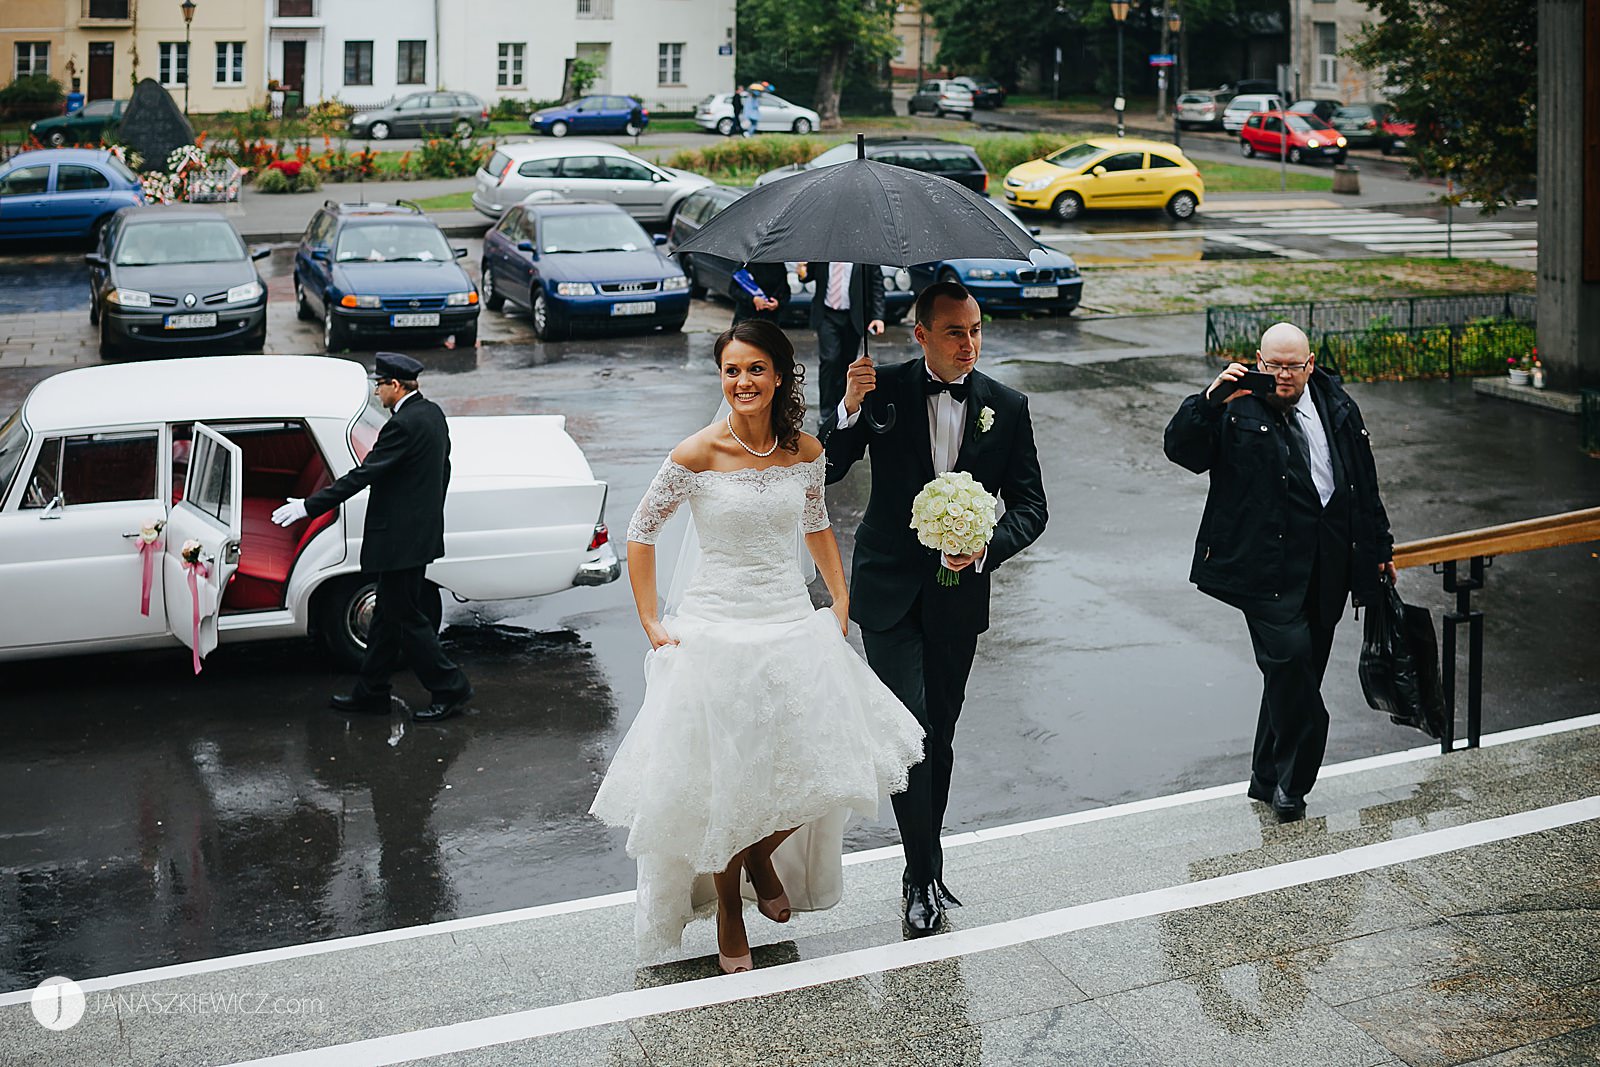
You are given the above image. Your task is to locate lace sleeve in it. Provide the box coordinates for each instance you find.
[801,455,830,534]
[627,459,697,545]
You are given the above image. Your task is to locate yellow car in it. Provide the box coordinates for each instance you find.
[1003,137,1205,222]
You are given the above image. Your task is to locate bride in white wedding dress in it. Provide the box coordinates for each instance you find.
[589,320,925,973]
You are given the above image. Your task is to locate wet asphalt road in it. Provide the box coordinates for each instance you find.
[2,314,1597,989]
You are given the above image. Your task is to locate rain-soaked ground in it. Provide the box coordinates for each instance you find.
[1,316,1596,990]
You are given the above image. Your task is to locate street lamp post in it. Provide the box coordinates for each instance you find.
[1168,9,1181,148]
[1109,0,1129,137]
[181,0,196,115]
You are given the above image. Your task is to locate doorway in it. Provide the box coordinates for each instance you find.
[87,43,114,101]
[573,43,610,93]
[282,40,306,93]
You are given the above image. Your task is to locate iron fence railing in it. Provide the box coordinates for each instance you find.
[1205,293,1537,381]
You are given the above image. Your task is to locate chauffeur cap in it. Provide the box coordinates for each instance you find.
[374,352,425,380]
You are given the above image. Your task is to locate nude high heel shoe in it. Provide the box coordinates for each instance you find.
[716,906,753,975]
[746,855,791,924]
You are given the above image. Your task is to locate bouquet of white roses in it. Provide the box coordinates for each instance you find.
[910,471,998,587]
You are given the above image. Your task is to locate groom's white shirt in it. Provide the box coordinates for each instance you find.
[835,361,986,573]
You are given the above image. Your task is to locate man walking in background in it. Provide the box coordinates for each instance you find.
[272,352,473,723]
[1164,322,1394,821]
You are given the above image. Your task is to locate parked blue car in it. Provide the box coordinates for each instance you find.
[529,95,648,138]
[480,199,689,341]
[909,207,1083,315]
[293,200,480,352]
[0,148,144,241]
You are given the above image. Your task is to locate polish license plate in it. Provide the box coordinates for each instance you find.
[611,301,656,316]
[164,313,217,329]
[390,313,440,327]
[1021,286,1059,299]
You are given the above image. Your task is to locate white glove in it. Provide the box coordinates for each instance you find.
[271,498,308,527]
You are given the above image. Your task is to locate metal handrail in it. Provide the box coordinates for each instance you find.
[1389,506,1600,754]
[1394,507,1600,570]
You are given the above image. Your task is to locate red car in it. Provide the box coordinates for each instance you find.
[1238,110,1349,165]
[1380,112,1415,155]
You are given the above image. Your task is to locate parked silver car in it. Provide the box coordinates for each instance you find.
[693,92,819,136]
[907,80,975,119]
[1176,89,1235,130]
[471,140,713,225]
[1221,92,1284,133]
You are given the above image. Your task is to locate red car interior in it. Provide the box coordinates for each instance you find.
[171,423,336,614]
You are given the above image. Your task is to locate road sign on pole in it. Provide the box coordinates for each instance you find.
[1149,54,1175,67]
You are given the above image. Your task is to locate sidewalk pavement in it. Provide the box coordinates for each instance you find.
[5,716,1597,1066]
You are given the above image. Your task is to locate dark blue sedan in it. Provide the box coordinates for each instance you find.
[0,148,144,241]
[909,208,1083,315]
[481,200,689,341]
[530,95,648,138]
[293,201,480,352]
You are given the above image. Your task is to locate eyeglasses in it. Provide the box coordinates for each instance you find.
[1258,359,1312,375]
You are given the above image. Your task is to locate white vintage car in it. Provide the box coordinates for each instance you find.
[0,355,620,669]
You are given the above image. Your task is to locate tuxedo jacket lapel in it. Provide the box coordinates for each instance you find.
[903,364,936,483]
[953,373,987,474]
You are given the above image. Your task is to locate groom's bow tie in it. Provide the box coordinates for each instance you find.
[924,377,971,402]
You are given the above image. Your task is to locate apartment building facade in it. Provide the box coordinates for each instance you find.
[1286,0,1386,103]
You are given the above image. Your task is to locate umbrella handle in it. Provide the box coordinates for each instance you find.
[858,305,896,433]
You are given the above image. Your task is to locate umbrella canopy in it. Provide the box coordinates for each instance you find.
[673,157,1041,267]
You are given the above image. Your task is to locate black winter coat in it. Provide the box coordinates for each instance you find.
[825,359,1048,634]
[306,393,451,572]
[1163,369,1393,607]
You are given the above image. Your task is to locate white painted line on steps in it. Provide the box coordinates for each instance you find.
[220,795,1600,1067]
[5,712,1595,1008]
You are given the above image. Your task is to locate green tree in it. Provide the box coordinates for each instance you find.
[1347,0,1536,213]
[738,0,897,128]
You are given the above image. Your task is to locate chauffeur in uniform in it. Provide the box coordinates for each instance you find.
[272,352,473,722]
[1164,322,1395,822]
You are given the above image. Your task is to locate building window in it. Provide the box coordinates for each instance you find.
[657,42,683,86]
[1314,22,1338,85]
[397,40,426,85]
[215,42,245,85]
[276,0,315,15]
[497,43,525,88]
[577,0,614,16]
[159,42,188,86]
[344,41,373,86]
[14,42,49,79]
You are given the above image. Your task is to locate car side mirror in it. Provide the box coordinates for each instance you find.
[310,246,329,261]
[250,246,270,261]
[653,233,668,246]
[516,239,535,253]
[651,172,665,182]
[454,247,468,259]
[1028,226,1041,236]
[1091,165,1107,177]
[84,252,107,267]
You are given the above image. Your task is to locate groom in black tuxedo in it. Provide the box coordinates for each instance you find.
[824,281,1048,935]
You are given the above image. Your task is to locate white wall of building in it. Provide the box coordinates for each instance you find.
[440,0,736,112]
[265,0,437,107]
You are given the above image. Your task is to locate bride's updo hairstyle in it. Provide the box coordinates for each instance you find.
[714,319,806,455]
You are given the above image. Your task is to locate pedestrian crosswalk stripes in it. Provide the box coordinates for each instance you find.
[1202,206,1538,262]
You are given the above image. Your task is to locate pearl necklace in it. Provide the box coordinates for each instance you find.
[726,414,778,457]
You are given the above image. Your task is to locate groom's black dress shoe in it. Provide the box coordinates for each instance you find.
[934,880,963,908]
[1247,777,1275,804]
[1271,785,1307,823]
[331,692,392,715]
[904,883,944,936]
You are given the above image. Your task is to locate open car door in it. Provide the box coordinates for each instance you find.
[163,422,242,671]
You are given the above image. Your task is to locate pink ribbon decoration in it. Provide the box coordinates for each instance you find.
[137,538,162,616]
[182,559,210,675]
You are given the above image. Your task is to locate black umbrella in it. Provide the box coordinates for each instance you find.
[676,136,1039,431]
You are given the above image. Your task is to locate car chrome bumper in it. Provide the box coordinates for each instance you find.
[573,543,621,586]
[103,303,266,347]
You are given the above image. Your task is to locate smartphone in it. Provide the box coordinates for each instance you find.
[1235,370,1278,397]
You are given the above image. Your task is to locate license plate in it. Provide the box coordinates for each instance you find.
[164,313,217,330]
[611,301,656,316]
[1021,286,1059,299]
[390,313,440,327]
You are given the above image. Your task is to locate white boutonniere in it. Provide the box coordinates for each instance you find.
[978,406,995,433]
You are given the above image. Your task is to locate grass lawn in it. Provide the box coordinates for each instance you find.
[413,190,476,211]
[1079,256,1535,316]
[1197,160,1332,193]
